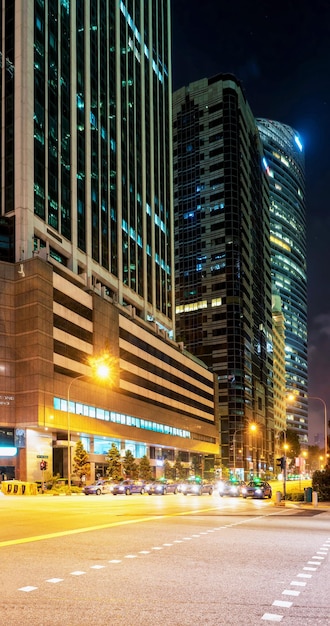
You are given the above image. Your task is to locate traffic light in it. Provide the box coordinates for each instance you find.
[276,456,285,470]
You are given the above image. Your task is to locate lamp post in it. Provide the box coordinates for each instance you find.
[232,428,243,475]
[282,431,288,500]
[67,374,85,490]
[308,396,328,462]
[250,423,257,477]
[66,357,112,489]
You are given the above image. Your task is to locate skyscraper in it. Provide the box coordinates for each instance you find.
[256,120,307,443]
[0,1,218,482]
[173,75,274,478]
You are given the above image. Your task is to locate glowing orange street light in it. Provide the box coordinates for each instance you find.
[67,354,114,489]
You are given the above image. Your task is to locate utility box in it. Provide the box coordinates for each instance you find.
[304,486,313,503]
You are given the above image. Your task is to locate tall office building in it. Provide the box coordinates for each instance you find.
[0,1,219,482]
[173,75,274,478]
[256,120,307,443]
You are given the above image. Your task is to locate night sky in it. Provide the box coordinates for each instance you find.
[171,0,330,443]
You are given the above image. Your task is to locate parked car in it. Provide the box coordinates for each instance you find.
[241,481,272,499]
[112,480,146,495]
[179,477,214,496]
[83,479,114,496]
[218,479,246,497]
[147,479,178,495]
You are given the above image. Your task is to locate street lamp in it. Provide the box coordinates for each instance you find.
[232,428,244,474]
[67,356,112,489]
[250,423,258,477]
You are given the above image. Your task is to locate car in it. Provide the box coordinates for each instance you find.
[218,480,246,497]
[83,479,114,495]
[241,481,272,499]
[179,477,214,496]
[112,480,146,495]
[147,479,178,495]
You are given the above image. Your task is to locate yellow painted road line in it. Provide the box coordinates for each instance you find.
[0,505,221,548]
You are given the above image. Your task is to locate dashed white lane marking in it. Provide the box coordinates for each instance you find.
[272,601,292,608]
[282,589,300,597]
[90,565,105,570]
[46,578,63,583]
[124,554,137,558]
[19,586,37,592]
[70,571,86,576]
[151,546,162,550]
[109,559,121,563]
[263,539,330,622]
[163,543,172,546]
[139,550,150,554]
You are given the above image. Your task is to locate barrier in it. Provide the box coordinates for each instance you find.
[1,480,38,496]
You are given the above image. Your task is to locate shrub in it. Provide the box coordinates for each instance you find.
[312,469,330,501]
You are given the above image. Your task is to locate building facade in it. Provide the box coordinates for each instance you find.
[272,292,287,459]
[256,120,307,443]
[173,75,274,479]
[0,1,219,482]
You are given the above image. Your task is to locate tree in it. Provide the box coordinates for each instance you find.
[72,440,90,485]
[122,449,138,479]
[172,457,186,480]
[138,455,153,481]
[286,429,301,459]
[163,459,172,479]
[105,443,122,481]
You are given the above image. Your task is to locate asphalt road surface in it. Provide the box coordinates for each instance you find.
[1,493,330,625]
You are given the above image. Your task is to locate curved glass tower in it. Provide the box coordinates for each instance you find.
[256,119,308,443]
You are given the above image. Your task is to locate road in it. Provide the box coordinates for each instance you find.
[1,493,330,625]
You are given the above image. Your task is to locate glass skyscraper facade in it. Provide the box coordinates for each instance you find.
[256,120,308,443]
[0,2,219,483]
[1,0,174,330]
[173,75,274,477]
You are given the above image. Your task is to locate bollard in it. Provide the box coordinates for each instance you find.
[275,491,284,506]
[312,491,318,508]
